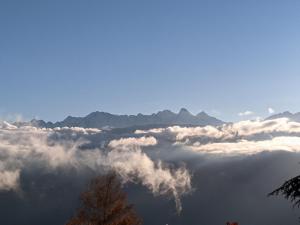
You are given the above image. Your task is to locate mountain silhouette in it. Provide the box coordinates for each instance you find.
[265,111,300,122]
[27,108,224,129]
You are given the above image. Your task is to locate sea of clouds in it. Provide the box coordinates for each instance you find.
[136,118,300,155]
[0,122,190,213]
[1,117,300,216]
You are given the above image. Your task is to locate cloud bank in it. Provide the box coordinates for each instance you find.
[2,117,300,224]
[135,118,300,156]
[3,117,300,213]
[0,122,191,213]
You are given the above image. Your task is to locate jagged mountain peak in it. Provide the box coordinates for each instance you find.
[196,111,209,117]
[26,108,226,129]
[178,108,192,114]
[265,111,300,121]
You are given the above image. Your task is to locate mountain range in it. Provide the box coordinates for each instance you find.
[13,109,300,129]
[24,108,225,129]
[265,111,300,122]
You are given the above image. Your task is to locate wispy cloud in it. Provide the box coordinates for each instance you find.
[107,136,190,213]
[210,109,221,116]
[0,113,24,123]
[268,107,275,114]
[238,110,254,116]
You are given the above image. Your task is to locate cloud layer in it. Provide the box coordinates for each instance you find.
[0,122,191,213]
[2,117,300,224]
[135,118,300,156]
[3,117,300,214]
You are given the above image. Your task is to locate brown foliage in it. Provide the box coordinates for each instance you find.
[66,173,142,225]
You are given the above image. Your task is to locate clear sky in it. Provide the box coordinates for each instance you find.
[1,0,300,122]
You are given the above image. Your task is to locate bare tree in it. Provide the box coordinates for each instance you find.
[66,173,142,225]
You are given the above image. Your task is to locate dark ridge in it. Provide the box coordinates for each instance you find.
[19,108,226,129]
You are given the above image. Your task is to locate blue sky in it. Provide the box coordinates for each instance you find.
[1,0,300,122]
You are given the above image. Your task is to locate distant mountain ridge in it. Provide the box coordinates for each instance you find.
[26,108,225,129]
[265,111,300,122]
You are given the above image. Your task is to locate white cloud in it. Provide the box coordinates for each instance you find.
[134,118,300,157]
[189,136,300,155]
[154,118,300,142]
[238,111,254,116]
[168,125,224,141]
[0,166,20,191]
[107,138,190,213]
[52,126,101,134]
[108,136,157,148]
[135,128,165,134]
[268,107,275,114]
